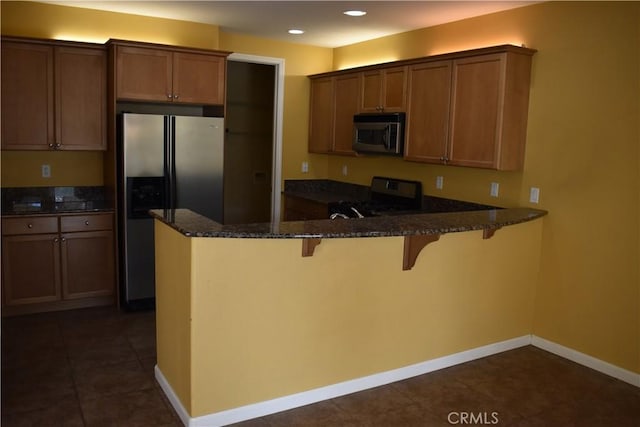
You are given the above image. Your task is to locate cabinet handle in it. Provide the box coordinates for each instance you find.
[61,237,66,242]
[167,94,173,99]
[27,223,33,229]
[85,220,90,226]
[55,142,61,149]
[48,143,55,149]
[53,237,59,243]
[174,94,179,100]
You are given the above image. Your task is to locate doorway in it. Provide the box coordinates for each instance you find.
[224,55,284,224]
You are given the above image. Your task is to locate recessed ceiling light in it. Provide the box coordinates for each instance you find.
[288,29,304,35]
[344,10,367,17]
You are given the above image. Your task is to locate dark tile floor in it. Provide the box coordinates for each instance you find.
[2,306,639,426]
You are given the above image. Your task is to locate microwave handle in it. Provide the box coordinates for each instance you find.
[383,125,391,151]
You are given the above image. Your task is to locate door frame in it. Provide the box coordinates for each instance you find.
[227,53,285,223]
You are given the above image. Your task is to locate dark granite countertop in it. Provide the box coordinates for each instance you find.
[150,208,547,239]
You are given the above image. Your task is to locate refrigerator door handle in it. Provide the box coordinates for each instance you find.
[164,115,174,210]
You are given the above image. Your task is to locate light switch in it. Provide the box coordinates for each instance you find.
[490,182,499,197]
[301,161,309,173]
[42,164,51,178]
[529,187,540,204]
[436,176,444,190]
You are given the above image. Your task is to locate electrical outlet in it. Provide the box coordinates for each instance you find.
[301,161,309,173]
[342,165,348,176]
[529,187,540,204]
[490,182,499,197]
[436,176,444,190]
[42,164,51,178]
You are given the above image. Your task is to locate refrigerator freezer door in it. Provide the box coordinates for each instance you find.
[173,116,225,222]
[123,114,165,177]
[121,113,167,304]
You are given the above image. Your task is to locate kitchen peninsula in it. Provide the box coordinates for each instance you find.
[151,204,546,426]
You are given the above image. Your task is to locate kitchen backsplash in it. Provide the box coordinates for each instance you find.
[1,186,111,214]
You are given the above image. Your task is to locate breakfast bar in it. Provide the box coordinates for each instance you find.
[151,207,547,426]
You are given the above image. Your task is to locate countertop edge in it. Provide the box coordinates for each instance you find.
[150,208,548,239]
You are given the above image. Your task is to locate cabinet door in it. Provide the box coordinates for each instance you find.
[360,67,407,112]
[381,66,407,112]
[173,52,226,105]
[55,46,107,150]
[1,42,54,150]
[116,46,173,102]
[404,61,452,163]
[2,234,61,305]
[360,70,383,112]
[333,73,360,154]
[448,54,504,168]
[60,230,114,300]
[308,77,334,153]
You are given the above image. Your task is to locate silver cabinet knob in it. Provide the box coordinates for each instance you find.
[167,94,173,99]
[27,223,33,228]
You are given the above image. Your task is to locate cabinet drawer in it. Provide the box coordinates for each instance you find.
[2,216,58,235]
[60,213,113,232]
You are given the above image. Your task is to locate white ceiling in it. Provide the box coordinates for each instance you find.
[41,1,537,48]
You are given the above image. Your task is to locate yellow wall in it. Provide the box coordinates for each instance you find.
[154,221,193,413]
[3,0,638,375]
[329,1,640,373]
[218,32,333,181]
[1,151,104,187]
[154,218,543,415]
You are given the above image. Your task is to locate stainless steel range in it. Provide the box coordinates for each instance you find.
[328,176,423,219]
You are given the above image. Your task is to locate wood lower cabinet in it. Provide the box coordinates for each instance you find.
[1,212,115,315]
[113,42,228,105]
[1,38,106,151]
[283,195,329,221]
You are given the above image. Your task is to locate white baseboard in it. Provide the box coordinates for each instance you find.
[155,365,191,427]
[156,335,639,426]
[531,335,640,388]
[157,335,530,427]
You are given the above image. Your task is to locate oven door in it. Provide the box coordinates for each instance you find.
[353,122,403,155]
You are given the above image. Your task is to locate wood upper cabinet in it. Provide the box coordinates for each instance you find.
[360,66,407,113]
[1,213,115,314]
[1,39,106,151]
[55,46,107,150]
[308,73,360,155]
[405,49,534,170]
[115,44,227,105]
[1,42,54,150]
[308,76,334,153]
[333,73,360,154]
[447,52,531,170]
[405,60,452,163]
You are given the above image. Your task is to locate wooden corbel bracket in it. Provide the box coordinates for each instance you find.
[302,238,322,257]
[403,234,440,271]
[483,227,502,240]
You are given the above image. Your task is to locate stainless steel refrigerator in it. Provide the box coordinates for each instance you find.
[118,113,224,309]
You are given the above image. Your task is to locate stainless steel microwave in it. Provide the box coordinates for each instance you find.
[352,112,405,155]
